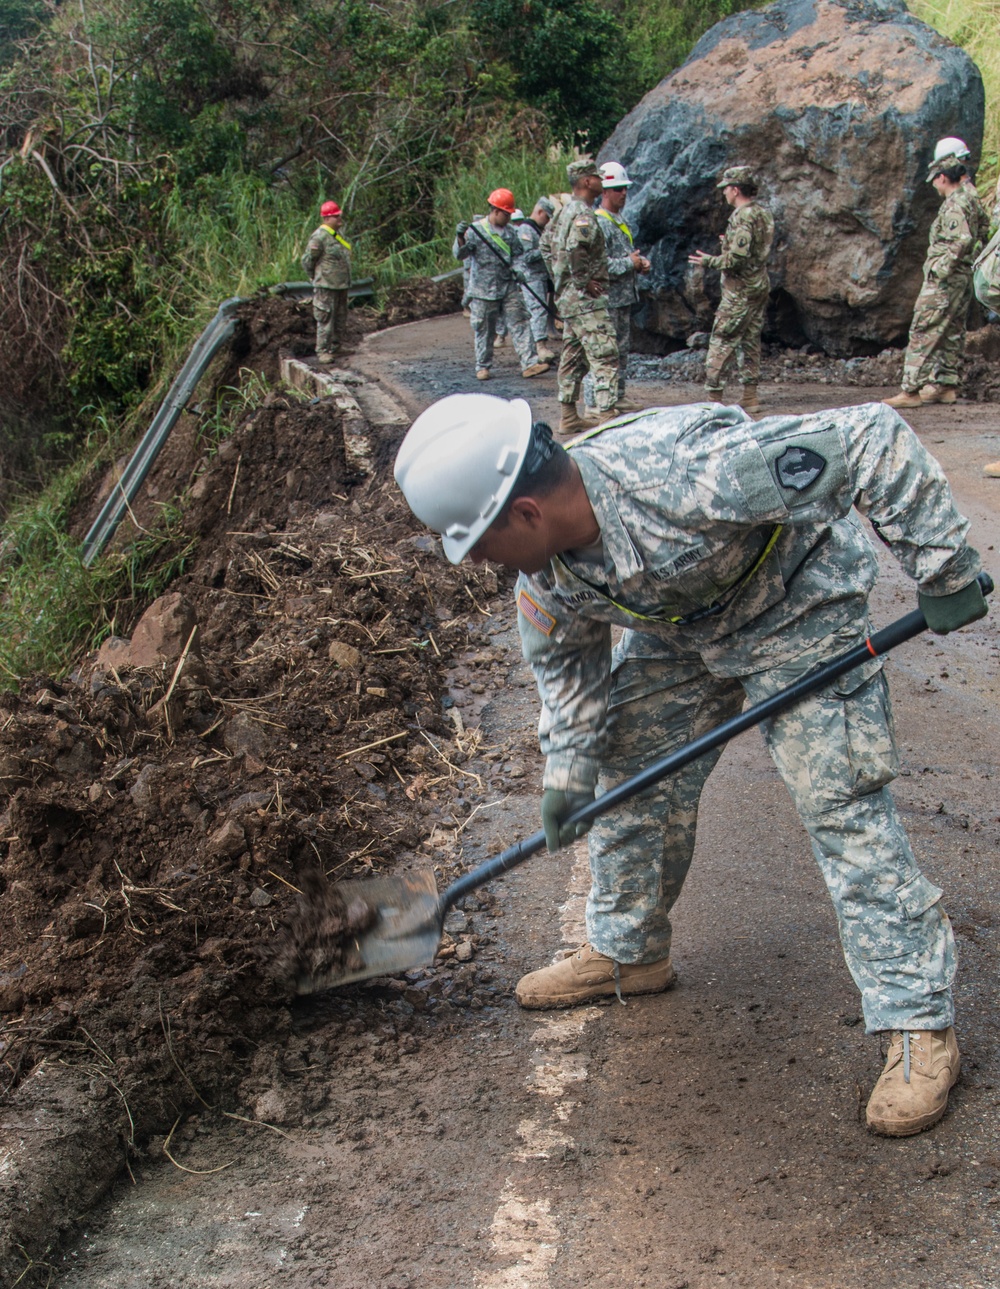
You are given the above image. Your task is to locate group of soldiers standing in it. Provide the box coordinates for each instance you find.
[452,156,777,434]
[300,137,1000,435]
[453,158,655,436]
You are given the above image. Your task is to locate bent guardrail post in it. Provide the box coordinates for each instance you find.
[80,276,370,566]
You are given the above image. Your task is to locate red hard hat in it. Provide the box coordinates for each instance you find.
[487,188,516,214]
[321,200,342,218]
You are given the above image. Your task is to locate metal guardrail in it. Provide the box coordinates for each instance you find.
[80,279,375,566]
[430,267,463,284]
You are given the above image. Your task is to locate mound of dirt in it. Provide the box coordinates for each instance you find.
[0,379,503,1280]
[379,275,463,328]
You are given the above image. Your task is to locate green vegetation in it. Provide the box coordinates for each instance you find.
[911,0,1000,189]
[0,375,274,686]
[0,0,996,685]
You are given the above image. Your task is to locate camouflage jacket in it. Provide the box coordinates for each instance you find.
[924,188,986,282]
[705,202,774,296]
[301,225,352,289]
[515,218,550,287]
[540,197,609,317]
[596,207,640,309]
[453,218,523,300]
[514,403,981,792]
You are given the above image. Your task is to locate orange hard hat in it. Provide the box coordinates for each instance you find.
[487,188,516,214]
[321,200,342,218]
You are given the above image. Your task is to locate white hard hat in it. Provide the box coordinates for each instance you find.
[394,394,533,564]
[511,208,525,220]
[599,161,632,188]
[934,136,971,161]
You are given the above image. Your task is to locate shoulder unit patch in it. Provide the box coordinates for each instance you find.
[775,445,826,491]
[517,589,557,636]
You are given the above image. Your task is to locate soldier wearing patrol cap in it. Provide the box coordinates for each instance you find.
[540,159,621,435]
[884,153,988,409]
[394,390,990,1138]
[689,166,774,413]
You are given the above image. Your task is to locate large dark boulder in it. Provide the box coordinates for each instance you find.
[601,0,984,356]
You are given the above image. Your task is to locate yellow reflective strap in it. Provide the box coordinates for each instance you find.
[321,226,352,250]
[597,207,634,243]
[562,408,660,449]
[554,523,783,627]
[475,219,512,259]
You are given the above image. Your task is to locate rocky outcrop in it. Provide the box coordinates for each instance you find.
[601,0,984,355]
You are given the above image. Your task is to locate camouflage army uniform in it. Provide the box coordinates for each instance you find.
[901,186,987,393]
[453,220,539,373]
[541,199,619,415]
[516,218,552,345]
[515,402,980,1033]
[703,203,774,394]
[583,206,639,407]
[301,224,352,355]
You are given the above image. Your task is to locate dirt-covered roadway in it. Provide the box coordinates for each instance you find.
[55,314,1000,1288]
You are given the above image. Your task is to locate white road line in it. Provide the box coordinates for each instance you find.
[476,846,596,1287]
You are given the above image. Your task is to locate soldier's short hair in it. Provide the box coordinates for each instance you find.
[494,423,571,523]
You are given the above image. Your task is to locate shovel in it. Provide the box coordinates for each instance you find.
[296,572,992,994]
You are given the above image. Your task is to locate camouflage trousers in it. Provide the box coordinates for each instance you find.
[470,289,537,371]
[314,287,348,355]
[704,285,768,391]
[901,272,973,392]
[583,304,631,408]
[557,305,620,414]
[521,276,552,344]
[586,623,955,1034]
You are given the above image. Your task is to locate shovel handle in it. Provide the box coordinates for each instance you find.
[439,571,993,915]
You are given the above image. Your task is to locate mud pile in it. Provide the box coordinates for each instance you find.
[0,368,502,1278]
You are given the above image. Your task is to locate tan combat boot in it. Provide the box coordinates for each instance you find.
[515,943,676,1009]
[919,383,957,404]
[558,403,597,436]
[476,368,491,381]
[883,390,923,409]
[704,386,725,402]
[316,352,335,364]
[983,461,1000,478]
[521,362,550,378]
[536,343,557,363]
[866,1028,960,1136]
[739,384,760,413]
[595,408,622,425]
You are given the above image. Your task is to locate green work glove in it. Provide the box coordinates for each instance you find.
[540,789,595,853]
[455,220,471,237]
[918,579,989,634]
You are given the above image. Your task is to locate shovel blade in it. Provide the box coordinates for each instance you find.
[295,869,442,994]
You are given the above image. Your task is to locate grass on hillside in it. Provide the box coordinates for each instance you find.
[912,0,1000,190]
[0,377,272,687]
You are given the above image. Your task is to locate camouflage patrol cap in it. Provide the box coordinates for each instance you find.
[535,196,556,216]
[717,165,756,189]
[567,159,601,182]
[927,153,962,181]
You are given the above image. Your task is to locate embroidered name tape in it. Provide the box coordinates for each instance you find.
[517,589,557,635]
